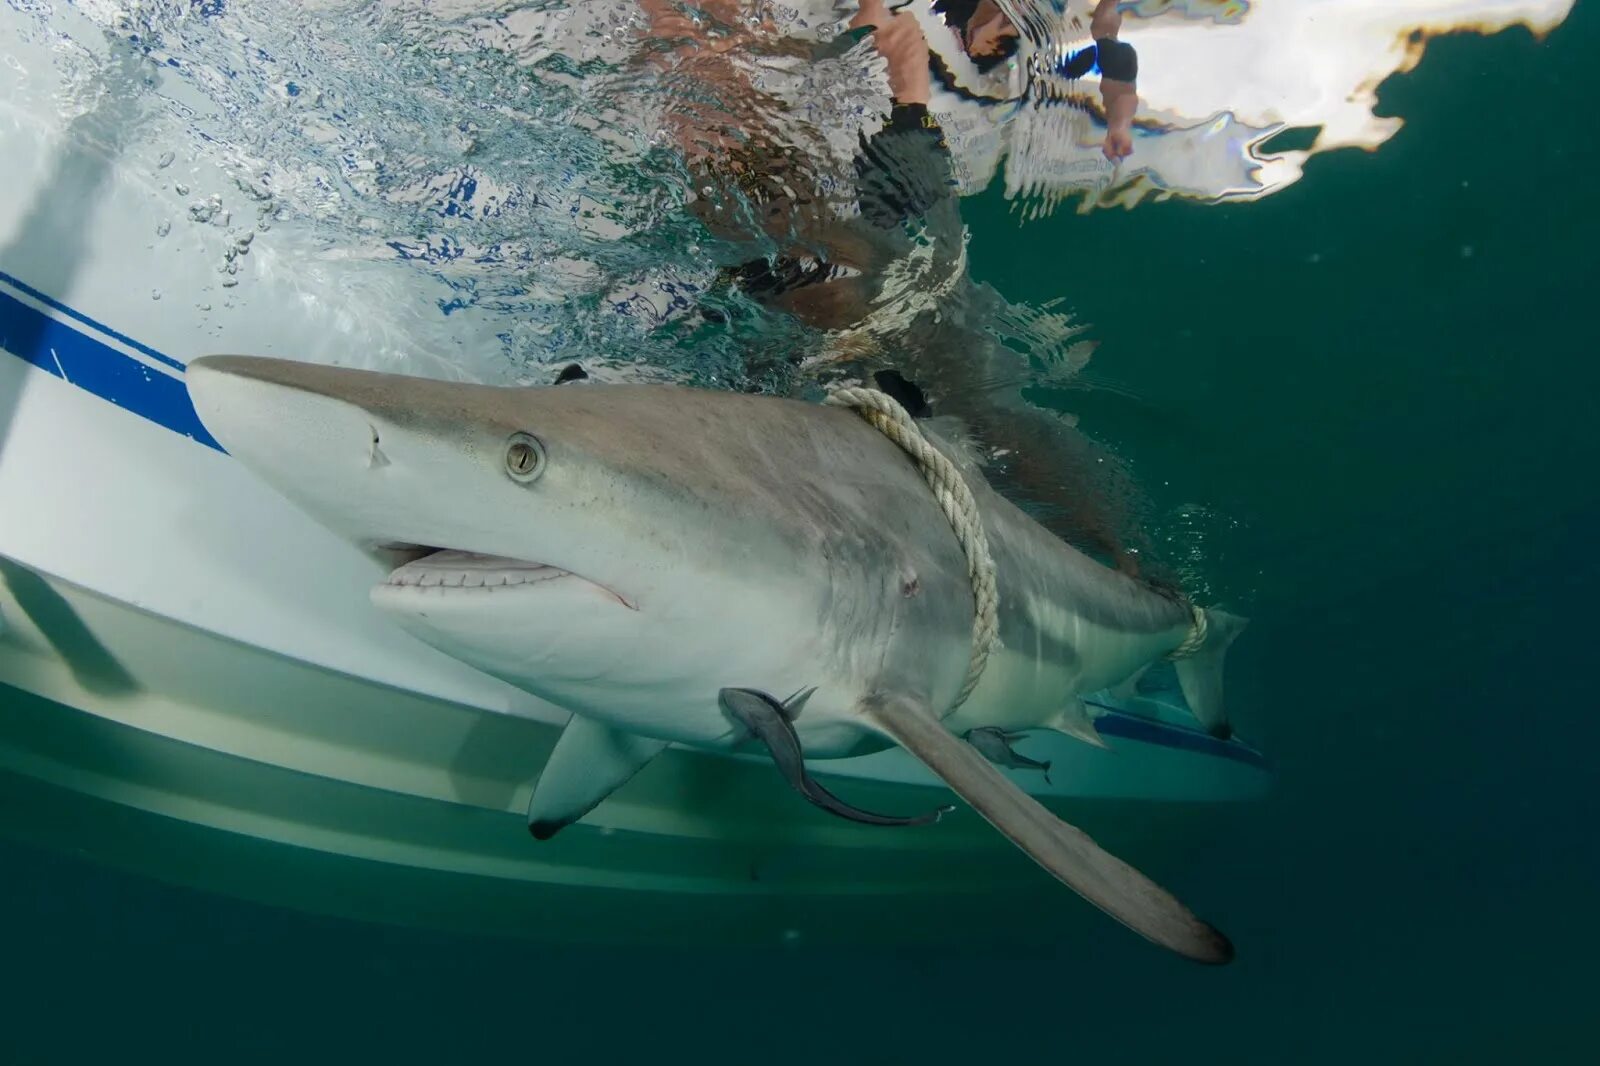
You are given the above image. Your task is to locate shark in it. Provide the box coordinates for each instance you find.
[185,355,1248,965]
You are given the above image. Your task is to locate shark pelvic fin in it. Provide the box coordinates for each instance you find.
[1173,608,1249,740]
[1044,698,1109,750]
[863,692,1234,965]
[719,688,951,827]
[527,715,668,840]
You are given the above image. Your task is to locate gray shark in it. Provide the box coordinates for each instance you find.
[185,355,1247,964]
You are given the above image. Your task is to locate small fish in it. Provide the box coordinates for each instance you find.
[965,727,1053,783]
[721,688,950,827]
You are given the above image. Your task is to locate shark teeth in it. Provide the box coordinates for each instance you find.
[385,549,570,590]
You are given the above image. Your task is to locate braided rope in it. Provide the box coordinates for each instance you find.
[825,386,999,709]
[1165,603,1209,661]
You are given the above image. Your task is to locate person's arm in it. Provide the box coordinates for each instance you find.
[634,0,802,171]
[849,1,954,229]
[1090,0,1123,39]
[1090,0,1138,162]
[851,0,932,106]
[1100,78,1137,161]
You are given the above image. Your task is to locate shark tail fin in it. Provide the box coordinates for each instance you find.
[1173,608,1249,740]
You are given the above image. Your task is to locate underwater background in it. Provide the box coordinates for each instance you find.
[3,2,1597,1063]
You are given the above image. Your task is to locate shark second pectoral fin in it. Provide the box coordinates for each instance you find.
[865,693,1234,965]
[527,715,668,840]
[719,688,951,827]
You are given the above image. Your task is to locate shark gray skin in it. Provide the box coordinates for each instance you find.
[185,355,1247,965]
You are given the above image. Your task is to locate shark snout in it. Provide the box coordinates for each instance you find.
[185,355,609,583]
[186,355,432,542]
[188,355,371,462]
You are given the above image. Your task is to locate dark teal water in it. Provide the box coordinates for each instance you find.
[5,11,1598,1064]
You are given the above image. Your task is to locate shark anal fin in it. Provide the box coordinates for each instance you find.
[1045,698,1109,750]
[527,715,668,840]
[1109,665,1148,702]
[720,688,950,827]
[865,693,1234,965]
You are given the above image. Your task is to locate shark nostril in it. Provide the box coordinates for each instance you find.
[368,424,390,469]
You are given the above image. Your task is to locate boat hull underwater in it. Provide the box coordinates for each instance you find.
[0,29,1269,946]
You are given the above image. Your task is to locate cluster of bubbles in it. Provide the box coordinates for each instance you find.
[61,0,834,388]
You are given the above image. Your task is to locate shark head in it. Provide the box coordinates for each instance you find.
[185,355,863,734]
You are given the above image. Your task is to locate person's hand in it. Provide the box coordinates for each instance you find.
[851,0,893,27]
[851,1,931,105]
[1098,76,1138,162]
[1103,127,1133,162]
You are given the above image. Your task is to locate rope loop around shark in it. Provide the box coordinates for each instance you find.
[185,355,1249,965]
[825,384,1213,686]
[823,385,999,709]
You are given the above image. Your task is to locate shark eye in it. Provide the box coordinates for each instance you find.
[504,433,546,483]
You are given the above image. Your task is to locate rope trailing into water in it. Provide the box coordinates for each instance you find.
[824,386,999,709]
[1165,603,1209,660]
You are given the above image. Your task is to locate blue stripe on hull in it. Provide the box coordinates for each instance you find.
[0,276,220,451]
[1090,702,1271,771]
[0,269,188,372]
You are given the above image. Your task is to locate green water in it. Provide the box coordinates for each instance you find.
[4,10,1598,1064]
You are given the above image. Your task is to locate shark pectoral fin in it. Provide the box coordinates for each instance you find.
[1173,608,1249,740]
[865,694,1234,965]
[527,715,668,840]
[719,688,950,828]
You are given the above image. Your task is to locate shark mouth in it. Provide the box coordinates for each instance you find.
[385,549,570,590]
[378,547,635,608]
